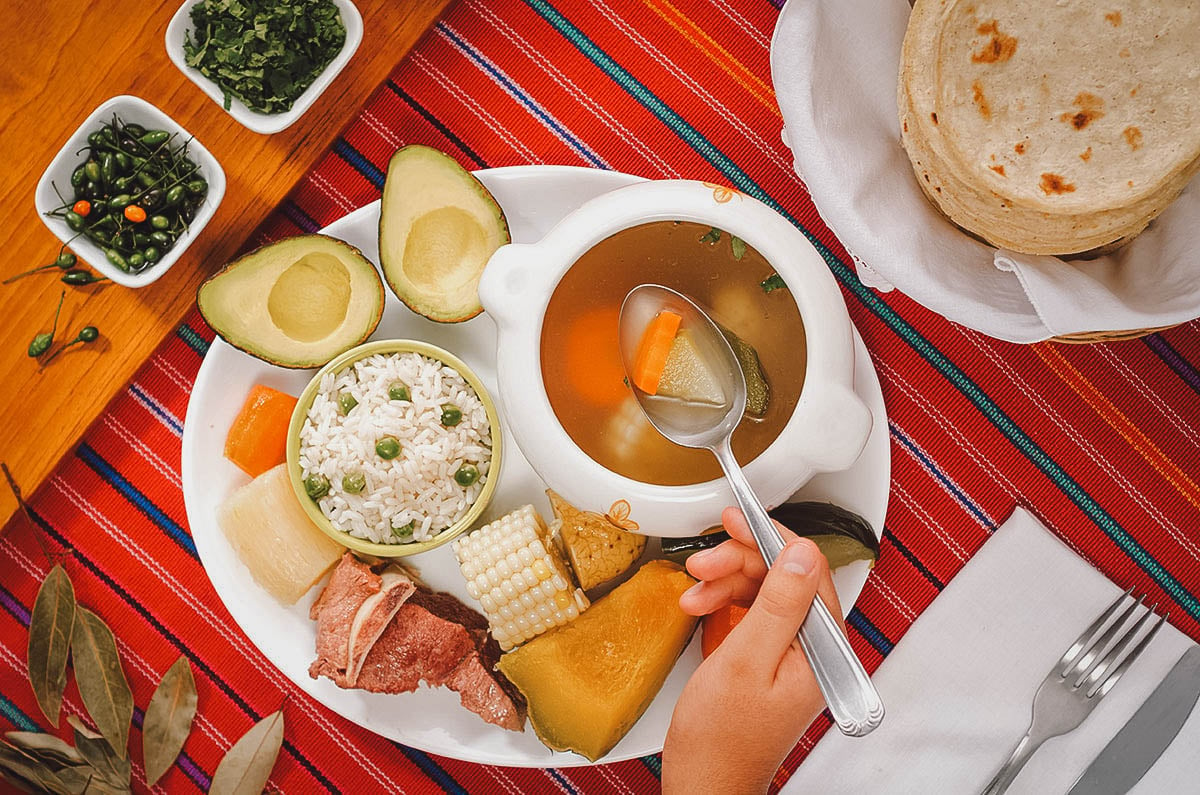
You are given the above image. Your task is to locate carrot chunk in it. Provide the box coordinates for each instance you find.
[701,603,749,658]
[224,384,298,477]
[631,310,682,394]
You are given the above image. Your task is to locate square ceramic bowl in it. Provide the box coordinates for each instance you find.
[286,339,504,558]
[34,95,225,288]
[165,0,364,134]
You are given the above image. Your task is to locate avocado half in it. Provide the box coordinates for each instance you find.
[198,235,385,369]
[378,145,510,323]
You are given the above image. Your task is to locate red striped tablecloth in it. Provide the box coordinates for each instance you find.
[4,1,1200,792]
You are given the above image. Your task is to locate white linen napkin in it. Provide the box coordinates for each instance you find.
[783,507,1200,794]
[770,0,1200,343]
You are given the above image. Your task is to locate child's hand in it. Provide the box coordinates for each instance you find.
[662,507,846,795]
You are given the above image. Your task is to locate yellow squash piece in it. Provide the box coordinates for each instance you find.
[217,464,345,604]
[497,560,698,761]
[547,490,646,590]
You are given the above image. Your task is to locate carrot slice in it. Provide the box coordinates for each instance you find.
[701,603,750,658]
[631,310,682,394]
[224,385,298,477]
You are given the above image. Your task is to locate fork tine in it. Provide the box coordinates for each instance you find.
[1064,592,1142,680]
[1058,587,1133,676]
[1075,598,1151,688]
[1086,611,1167,698]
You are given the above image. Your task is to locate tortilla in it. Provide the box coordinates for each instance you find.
[899,0,1200,255]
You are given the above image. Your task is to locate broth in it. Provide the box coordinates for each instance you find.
[540,221,806,486]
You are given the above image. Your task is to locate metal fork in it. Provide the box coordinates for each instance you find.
[980,589,1167,795]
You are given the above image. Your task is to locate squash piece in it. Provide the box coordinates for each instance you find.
[497,560,698,761]
[224,384,298,477]
[217,464,345,604]
[547,490,646,591]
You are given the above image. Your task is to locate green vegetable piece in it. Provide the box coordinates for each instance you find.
[164,185,186,207]
[144,246,161,263]
[87,131,105,148]
[341,472,366,494]
[718,325,771,418]
[78,326,99,342]
[150,214,170,230]
[62,269,106,285]
[84,160,101,183]
[337,391,358,415]
[115,152,132,172]
[110,194,132,210]
[27,291,64,357]
[304,474,330,500]
[731,236,747,260]
[55,251,76,269]
[454,463,480,487]
[440,403,463,427]
[138,170,158,189]
[392,521,415,542]
[128,253,145,270]
[105,249,129,272]
[699,227,722,244]
[376,436,401,460]
[101,153,116,184]
[187,177,208,196]
[760,273,787,293]
[65,211,85,231]
[388,381,410,401]
[123,123,146,137]
[70,164,87,188]
[150,231,172,246]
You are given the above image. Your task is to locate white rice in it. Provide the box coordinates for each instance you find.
[297,351,492,544]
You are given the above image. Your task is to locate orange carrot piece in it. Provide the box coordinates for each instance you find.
[224,384,298,477]
[701,603,749,658]
[631,310,682,394]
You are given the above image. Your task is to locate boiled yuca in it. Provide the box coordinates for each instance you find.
[899,0,1200,255]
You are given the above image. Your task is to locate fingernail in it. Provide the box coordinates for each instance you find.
[682,580,706,599]
[690,546,716,562]
[779,540,817,576]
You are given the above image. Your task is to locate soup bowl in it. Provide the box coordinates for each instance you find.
[478,179,871,537]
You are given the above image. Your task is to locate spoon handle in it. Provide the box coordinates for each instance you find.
[712,439,885,737]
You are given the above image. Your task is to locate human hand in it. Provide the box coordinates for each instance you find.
[662,507,846,795]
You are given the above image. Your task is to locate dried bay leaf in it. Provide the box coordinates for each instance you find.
[28,564,75,726]
[68,717,130,794]
[143,656,197,785]
[70,608,132,759]
[210,711,284,795]
[0,742,81,794]
[4,730,84,767]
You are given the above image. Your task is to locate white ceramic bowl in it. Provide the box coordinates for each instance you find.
[34,95,225,288]
[165,0,363,134]
[479,179,873,536]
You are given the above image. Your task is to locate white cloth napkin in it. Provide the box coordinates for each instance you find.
[783,507,1200,794]
[770,0,1200,343]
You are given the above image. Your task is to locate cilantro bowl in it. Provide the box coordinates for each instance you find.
[164,0,363,135]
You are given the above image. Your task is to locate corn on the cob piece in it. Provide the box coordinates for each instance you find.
[452,504,589,650]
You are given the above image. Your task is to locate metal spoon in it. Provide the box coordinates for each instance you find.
[618,284,884,737]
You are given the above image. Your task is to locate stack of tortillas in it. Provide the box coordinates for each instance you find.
[898,0,1200,256]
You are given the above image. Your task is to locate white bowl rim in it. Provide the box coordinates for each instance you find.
[33,94,226,288]
[164,0,364,135]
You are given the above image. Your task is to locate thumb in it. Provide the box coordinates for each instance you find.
[726,539,823,665]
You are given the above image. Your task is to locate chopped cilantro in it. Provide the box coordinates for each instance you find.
[731,236,747,260]
[183,0,347,115]
[760,273,787,293]
[699,227,722,244]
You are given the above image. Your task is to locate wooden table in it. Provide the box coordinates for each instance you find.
[0,0,453,527]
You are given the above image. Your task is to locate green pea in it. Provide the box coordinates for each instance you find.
[304,474,330,500]
[164,185,186,206]
[110,194,132,210]
[84,160,101,183]
[150,215,170,230]
[338,391,358,415]
[440,404,463,427]
[143,246,160,263]
[65,211,85,231]
[341,472,366,494]
[140,130,170,147]
[454,464,480,487]
[391,521,415,543]
[375,436,401,460]
[388,381,410,401]
[128,253,145,270]
[55,252,76,269]
[27,332,52,358]
[78,326,99,343]
[105,248,129,272]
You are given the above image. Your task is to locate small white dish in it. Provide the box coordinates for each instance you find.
[34,95,225,289]
[165,0,364,134]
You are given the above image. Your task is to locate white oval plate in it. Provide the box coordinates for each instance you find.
[181,165,890,767]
